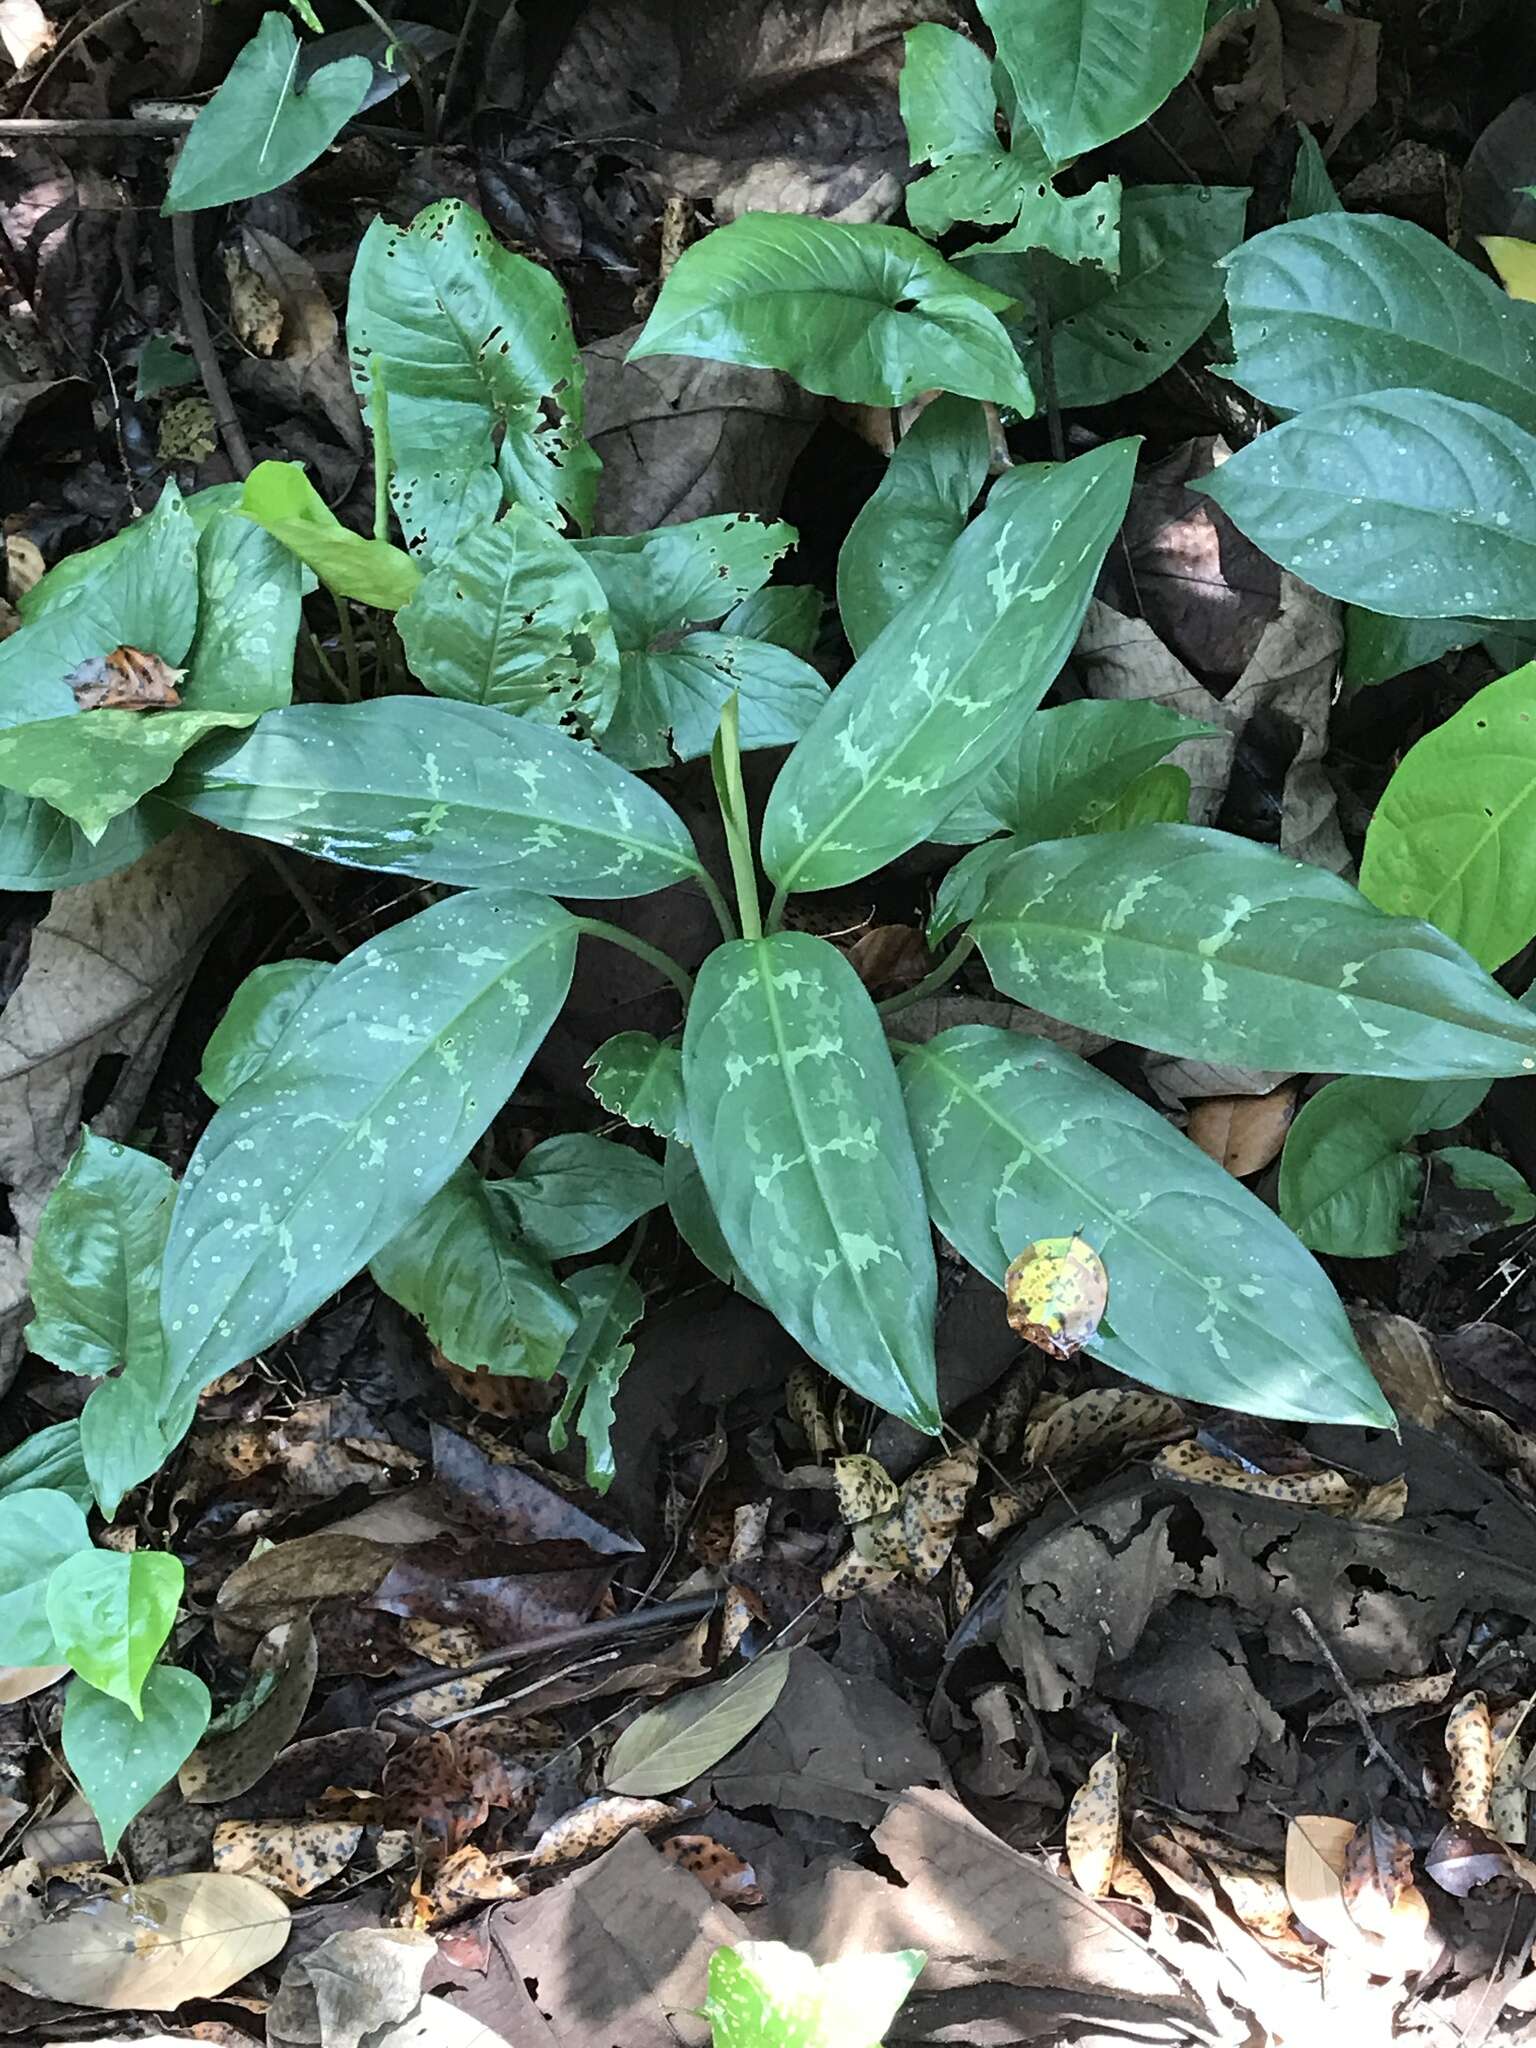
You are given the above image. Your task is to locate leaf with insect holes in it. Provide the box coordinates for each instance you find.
[970,824,1536,1079]
[630,213,1035,412]
[396,511,620,740]
[605,1652,791,1796]
[900,1025,1394,1426]
[837,395,990,658]
[588,1033,688,1144]
[981,0,1203,162]
[348,197,598,546]
[764,441,1135,894]
[63,1667,210,1856]
[900,24,1053,241]
[370,1165,577,1380]
[161,890,578,1408]
[164,13,370,213]
[684,933,939,1432]
[165,696,704,899]
[705,1941,925,2048]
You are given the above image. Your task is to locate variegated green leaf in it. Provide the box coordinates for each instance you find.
[548,1264,644,1493]
[682,933,939,1432]
[899,1025,1393,1425]
[587,1032,688,1143]
[763,441,1136,897]
[165,696,703,899]
[971,823,1536,1079]
[161,890,578,1406]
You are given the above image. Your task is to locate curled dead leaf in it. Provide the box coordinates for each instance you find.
[1447,1692,1496,1833]
[787,1364,835,1461]
[900,1441,978,1582]
[1492,1701,1531,1846]
[659,1833,764,1905]
[67,646,184,711]
[1313,1669,1454,1728]
[1285,1814,1383,1963]
[520,1794,689,1872]
[833,1454,899,1525]
[1025,1388,1186,1470]
[1343,1817,1434,1975]
[1154,1440,1387,1516]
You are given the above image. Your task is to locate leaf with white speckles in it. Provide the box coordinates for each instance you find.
[165,696,704,899]
[62,1667,210,1857]
[160,890,578,1411]
[683,932,939,1432]
[1195,390,1536,620]
[970,823,1536,1080]
[763,441,1136,897]
[899,1025,1395,1425]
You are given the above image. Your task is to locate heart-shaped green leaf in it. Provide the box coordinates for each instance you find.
[46,1548,183,1714]
[62,1667,211,1856]
[587,1033,688,1144]
[901,24,1053,239]
[1278,1077,1488,1256]
[503,1135,664,1260]
[980,0,1203,162]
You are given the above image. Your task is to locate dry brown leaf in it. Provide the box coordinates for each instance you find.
[1355,1476,1409,1525]
[213,1819,363,1897]
[1342,1817,1433,1975]
[1187,1085,1298,1177]
[847,923,929,995]
[0,1664,65,1704]
[0,1858,44,1943]
[180,1617,318,1805]
[900,1441,978,1581]
[658,1833,764,1905]
[1065,1746,1122,1900]
[0,1872,290,2007]
[521,1794,687,1873]
[407,1843,523,1928]
[1025,1388,1186,1469]
[819,1549,898,1601]
[1285,1814,1383,1962]
[984,1361,1042,1456]
[787,1364,835,1461]
[67,646,183,711]
[833,1453,899,1524]
[1448,1692,1496,1832]
[976,1490,1029,1542]
[1492,1701,1531,1846]
[1347,1311,1449,1429]
[5,534,44,599]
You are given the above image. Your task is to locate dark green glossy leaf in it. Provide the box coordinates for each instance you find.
[396,511,620,738]
[0,1489,90,1666]
[1343,609,1480,689]
[682,932,939,1431]
[238,462,420,609]
[971,823,1536,1079]
[1278,1076,1487,1256]
[161,889,578,1402]
[587,1032,688,1143]
[900,1025,1393,1425]
[503,1135,664,1260]
[164,13,370,213]
[1221,213,1536,435]
[837,395,989,658]
[199,960,332,1106]
[1194,390,1536,620]
[663,1141,761,1302]
[45,1548,182,1713]
[630,213,1035,412]
[763,441,1136,895]
[548,1264,643,1493]
[980,0,1204,162]
[348,198,598,543]
[0,1423,91,1514]
[27,1132,174,1378]
[370,1164,576,1377]
[166,697,704,899]
[600,635,828,771]
[1359,663,1536,970]
[0,792,169,891]
[63,1667,210,1856]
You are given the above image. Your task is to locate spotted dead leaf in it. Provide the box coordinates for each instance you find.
[520,1794,688,1872]
[1109,1854,1155,1908]
[394,1618,499,1720]
[820,1550,898,1601]
[67,646,184,712]
[1066,1747,1122,1899]
[1447,1692,1496,1833]
[1342,1817,1434,1975]
[408,1843,524,1929]
[432,1352,559,1418]
[984,1362,1041,1456]
[213,1819,363,1897]
[787,1364,835,1461]
[833,1454,899,1525]
[660,1834,764,1905]
[1313,1669,1455,1728]
[1025,1388,1186,1471]
[850,1507,912,1571]
[1491,1701,1531,1846]
[977,1490,1028,1543]
[1153,1440,1357,1510]
[382,1729,529,1848]
[1005,1235,1108,1359]
[900,1441,978,1581]
[951,1550,973,1620]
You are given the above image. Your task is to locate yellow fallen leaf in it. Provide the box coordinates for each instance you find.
[833,1454,899,1525]
[1005,1234,1108,1359]
[1447,1692,1495,1832]
[820,1549,898,1601]
[1154,1440,1357,1510]
[1285,1814,1384,1963]
[787,1364,835,1461]
[213,1819,362,1897]
[1481,234,1536,301]
[1065,1746,1122,1899]
[1492,1700,1531,1847]
[899,1441,978,1581]
[520,1794,687,1872]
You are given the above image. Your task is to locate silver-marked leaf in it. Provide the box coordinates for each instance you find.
[1195,390,1536,620]
[199,960,332,1106]
[629,213,1035,413]
[1359,663,1536,970]
[933,699,1220,845]
[972,823,1536,1079]
[980,0,1204,163]
[605,1651,791,1795]
[548,1263,643,1493]
[348,198,598,542]
[63,1667,210,1857]
[164,12,370,213]
[396,511,621,739]
[837,395,990,658]
[504,1135,664,1260]
[0,792,169,891]
[1221,212,1536,436]
[182,503,303,716]
[682,932,939,1431]
[1278,1077,1487,1256]
[370,1164,576,1378]
[165,696,703,899]
[26,1133,174,1380]
[901,1026,1392,1425]
[900,23,1053,240]
[763,441,1136,896]
[588,1032,688,1143]
[161,890,578,1404]
[17,480,197,653]
[0,705,256,843]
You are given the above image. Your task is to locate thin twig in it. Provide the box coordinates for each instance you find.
[333,594,363,700]
[1292,1605,1419,1799]
[170,209,253,479]
[438,0,485,134]
[0,115,190,136]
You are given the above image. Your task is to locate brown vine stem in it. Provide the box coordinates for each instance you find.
[169,206,253,479]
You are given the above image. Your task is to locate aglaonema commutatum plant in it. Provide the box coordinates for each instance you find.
[4,0,1536,1855]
